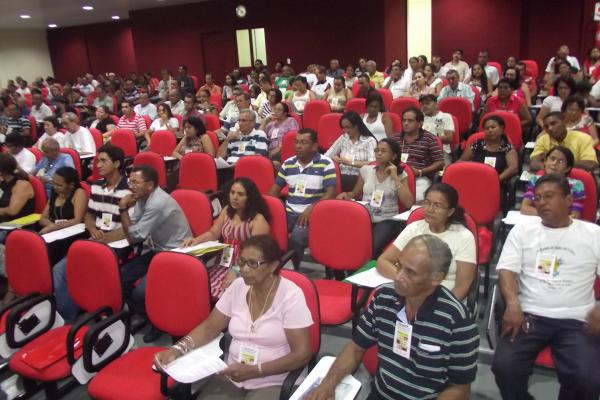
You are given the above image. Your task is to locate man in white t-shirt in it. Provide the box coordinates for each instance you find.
[133,92,157,120]
[5,133,36,174]
[61,112,96,155]
[492,174,600,400]
[382,65,405,99]
[29,90,54,124]
[419,95,455,164]
[545,44,581,74]
[443,49,470,81]
[311,66,332,98]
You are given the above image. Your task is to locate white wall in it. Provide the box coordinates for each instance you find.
[0,29,54,88]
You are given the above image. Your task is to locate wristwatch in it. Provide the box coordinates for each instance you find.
[118,207,129,213]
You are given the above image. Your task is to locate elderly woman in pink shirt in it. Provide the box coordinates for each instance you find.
[154,235,313,399]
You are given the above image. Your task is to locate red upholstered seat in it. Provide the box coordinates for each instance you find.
[233,155,274,194]
[263,195,288,251]
[313,280,354,325]
[203,114,221,131]
[303,100,331,132]
[569,168,598,223]
[280,130,297,162]
[344,98,366,114]
[390,98,419,118]
[377,89,393,110]
[535,347,554,368]
[439,97,472,137]
[171,190,212,237]
[317,113,342,151]
[149,130,177,157]
[110,129,138,158]
[28,176,47,214]
[177,153,217,192]
[133,152,167,188]
[60,148,82,179]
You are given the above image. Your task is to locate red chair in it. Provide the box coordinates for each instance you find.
[206,130,219,155]
[190,75,199,90]
[171,190,213,236]
[317,113,342,151]
[203,114,221,132]
[177,153,217,192]
[303,100,331,132]
[141,115,152,129]
[289,112,303,129]
[89,128,104,150]
[233,155,274,194]
[521,60,539,81]
[60,148,82,179]
[26,116,38,142]
[10,241,124,398]
[390,98,419,119]
[88,252,211,400]
[87,155,101,184]
[309,200,372,325]
[280,130,297,162]
[23,94,32,108]
[488,61,503,77]
[471,85,481,112]
[110,115,119,125]
[110,129,138,158]
[480,111,523,151]
[344,98,366,114]
[28,176,46,214]
[209,93,222,112]
[133,152,167,189]
[400,163,416,208]
[377,88,393,111]
[351,80,374,97]
[80,181,91,199]
[384,112,401,133]
[149,130,177,157]
[173,114,183,128]
[27,147,42,163]
[438,97,473,137]
[569,168,598,223]
[450,115,460,153]
[263,195,288,251]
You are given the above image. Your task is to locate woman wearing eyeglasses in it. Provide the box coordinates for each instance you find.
[181,177,270,299]
[376,183,477,301]
[154,235,313,400]
[520,146,585,219]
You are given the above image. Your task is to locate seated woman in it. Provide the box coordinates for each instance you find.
[521,146,585,219]
[259,103,299,166]
[361,92,393,141]
[172,116,215,159]
[408,71,434,99]
[285,76,316,115]
[459,115,519,184]
[38,166,87,234]
[536,76,576,128]
[337,138,413,258]
[344,65,358,89]
[36,116,66,149]
[465,63,493,103]
[483,78,532,129]
[154,234,312,400]
[258,88,282,120]
[423,63,443,96]
[196,89,218,116]
[504,67,532,107]
[561,95,599,145]
[91,106,117,139]
[324,76,353,112]
[376,183,477,300]
[325,111,377,192]
[181,178,270,299]
[144,103,179,145]
[0,153,35,226]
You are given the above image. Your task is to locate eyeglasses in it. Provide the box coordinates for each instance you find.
[128,180,149,187]
[237,257,272,269]
[422,199,449,211]
[546,155,566,165]
[374,148,390,153]
[533,192,564,202]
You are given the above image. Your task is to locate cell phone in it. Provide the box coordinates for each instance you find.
[18,314,41,335]
[93,333,114,357]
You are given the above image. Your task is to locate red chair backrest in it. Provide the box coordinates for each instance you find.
[303,100,331,132]
[263,195,288,251]
[110,115,119,125]
[209,93,222,112]
[438,97,472,135]
[450,115,460,151]
[87,155,101,183]
[281,130,297,162]
[317,113,343,151]
[289,112,303,129]
[384,112,402,133]
[178,152,217,192]
[470,85,481,112]
[377,88,393,111]
[279,269,321,355]
[28,176,46,213]
[488,61,503,77]
[149,130,177,157]
[26,116,37,141]
[351,80,374,97]
[133,152,167,188]
[110,129,138,157]
[89,128,104,150]
[80,181,91,200]
[400,162,416,208]
[464,131,486,150]
[344,98,366,114]
[5,230,52,296]
[205,130,219,155]
[203,114,221,131]
[234,155,275,194]
[146,252,211,336]
[521,60,539,81]
[190,75,198,90]
[171,190,213,237]
[60,148,82,179]
[142,115,152,129]
[390,98,420,119]
[66,240,122,313]
[309,200,372,270]
[27,147,42,163]
[362,288,381,375]
[569,168,598,223]
[173,114,183,127]
[442,162,500,225]
[480,111,523,151]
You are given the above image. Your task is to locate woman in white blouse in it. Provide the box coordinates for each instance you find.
[325,111,377,191]
[144,103,179,145]
[361,92,393,141]
[536,76,576,128]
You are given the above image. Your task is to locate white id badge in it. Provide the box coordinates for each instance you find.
[370,189,384,208]
[400,153,409,163]
[219,246,233,268]
[294,179,307,196]
[238,142,247,153]
[294,101,305,112]
[271,128,279,139]
[393,320,412,359]
[534,253,558,279]
[484,156,497,168]
[101,213,112,229]
[37,168,46,177]
[331,97,339,107]
[239,345,259,365]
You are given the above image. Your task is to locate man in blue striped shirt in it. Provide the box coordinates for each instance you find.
[307,235,479,400]
[269,128,337,269]
[217,109,268,164]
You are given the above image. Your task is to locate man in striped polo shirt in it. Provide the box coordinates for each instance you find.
[116,100,147,139]
[307,235,479,400]
[393,107,445,202]
[269,128,337,269]
[217,109,268,164]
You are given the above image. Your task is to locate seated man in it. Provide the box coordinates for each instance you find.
[530,112,598,172]
[393,107,445,201]
[438,69,476,111]
[420,94,455,165]
[4,133,36,174]
[366,60,385,89]
[5,104,31,144]
[268,129,336,269]
[122,79,140,103]
[116,100,147,141]
[34,138,75,197]
[165,89,185,115]
[483,78,532,129]
[492,174,600,400]
[217,109,268,164]
[307,234,479,400]
[198,73,221,96]
[217,92,254,139]
[311,65,332,98]
[53,144,129,321]
[133,92,157,120]
[443,49,470,81]
[61,112,96,155]
[382,64,405,99]
[91,85,114,113]
[29,89,54,129]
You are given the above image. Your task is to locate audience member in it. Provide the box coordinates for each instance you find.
[287,76,316,115]
[4,133,36,175]
[91,85,114,113]
[5,104,31,143]
[217,109,268,164]
[36,116,66,149]
[323,76,352,112]
[344,65,357,89]
[38,166,86,234]
[115,100,147,141]
[326,59,344,78]
[34,138,75,197]
[366,60,385,89]
[257,88,281,119]
[361,92,393,141]
[561,95,598,145]
[438,69,476,110]
[408,71,434,99]
[465,63,493,103]
[311,66,332,98]
[0,153,34,226]
[172,116,215,159]
[274,66,293,92]
[536,77,576,128]
[157,69,174,101]
[443,49,470,81]
[259,102,299,164]
[145,103,179,145]
[475,50,500,84]
[401,57,419,88]
[423,63,443,96]
[90,106,116,137]
[198,73,222,96]
[165,89,185,115]
[195,89,218,116]
[382,64,405,99]
[122,79,140,103]
[133,92,157,120]
[29,90,53,126]
[420,95,455,165]
[484,78,532,129]
[177,65,195,95]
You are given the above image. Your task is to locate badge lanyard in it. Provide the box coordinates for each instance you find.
[534,221,571,280]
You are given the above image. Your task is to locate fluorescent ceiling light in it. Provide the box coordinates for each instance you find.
[20,14,31,19]
[111,15,120,20]
[82,5,94,11]
[48,23,57,28]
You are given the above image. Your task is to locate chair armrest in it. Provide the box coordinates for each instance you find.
[160,370,192,399]
[279,364,308,400]
[350,285,371,331]
[490,211,505,263]
[5,294,58,348]
[82,310,131,372]
[486,284,504,350]
[67,306,112,365]
[280,250,296,268]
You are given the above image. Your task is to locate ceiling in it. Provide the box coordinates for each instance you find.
[0,0,210,29]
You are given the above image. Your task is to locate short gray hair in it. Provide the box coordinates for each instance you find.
[239,109,256,122]
[61,112,79,124]
[41,137,59,151]
[405,234,452,277]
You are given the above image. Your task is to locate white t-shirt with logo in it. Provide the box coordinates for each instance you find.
[423,111,454,153]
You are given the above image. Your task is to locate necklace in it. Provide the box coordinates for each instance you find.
[249,276,278,333]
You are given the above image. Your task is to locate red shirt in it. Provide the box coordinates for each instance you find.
[486,95,524,114]
[117,113,147,134]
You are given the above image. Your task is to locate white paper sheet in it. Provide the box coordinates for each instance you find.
[79,153,95,159]
[524,141,535,149]
[215,157,232,169]
[520,170,533,182]
[108,239,131,249]
[162,334,227,383]
[171,240,225,254]
[42,223,86,243]
[392,205,422,221]
[502,210,541,226]
[163,156,176,161]
[345,267,393,288]
[0,225,17,231]
[290,356,361,400]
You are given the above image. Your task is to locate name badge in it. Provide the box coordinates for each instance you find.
[400,153,409,163]
[393,320,412,359]
[219,246,233,268]
[37,168,46,177]
[534,253,558,280]
[238,344,259,365]
[293,101,305,112]
[370,189,384,209]
[101,213,112,229]
[484,156,497,168]
[270,128,279,139]
[331,97,339,107]
[238,142,247,153]
[294,179,307,196]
